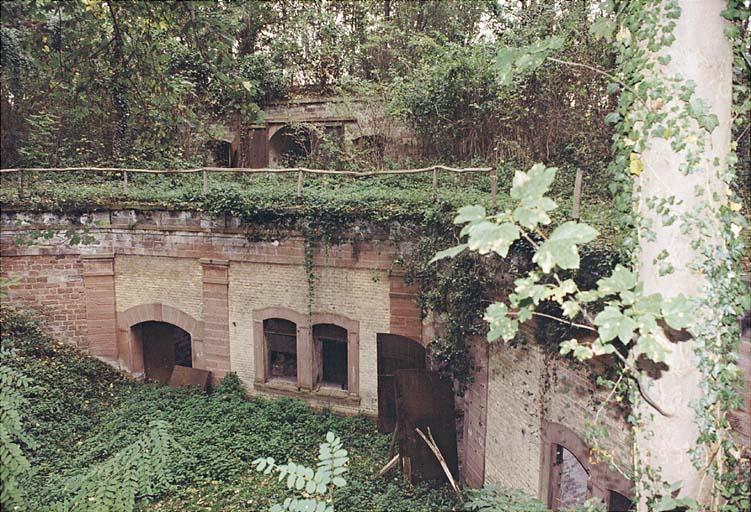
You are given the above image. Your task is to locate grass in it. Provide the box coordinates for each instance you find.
[1,306,460,512]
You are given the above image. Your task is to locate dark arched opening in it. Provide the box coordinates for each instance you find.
[376,333,426,432]
[269,125,312,167]
[133,321,192,384]
[208,139,233,167]
[313,323,349,390]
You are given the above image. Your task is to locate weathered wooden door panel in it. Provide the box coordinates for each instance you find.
[377,334,426,432]
[240,126,268,168]
[394,369,458,484]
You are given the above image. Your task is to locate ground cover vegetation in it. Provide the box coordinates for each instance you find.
[0,306,462,511]
[1,305,611,512]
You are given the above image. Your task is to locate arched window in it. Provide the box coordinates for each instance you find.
[313,323,348,390]
[264,318,298,382]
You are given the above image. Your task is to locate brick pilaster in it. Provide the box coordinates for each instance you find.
[81,253,118,361]
[200,258,231,378]
[388,271,422,341]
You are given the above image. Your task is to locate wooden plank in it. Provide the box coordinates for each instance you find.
[168,365,211,390]
[416,427,461,496]
[491,167,498,209]
[378,454,400,477]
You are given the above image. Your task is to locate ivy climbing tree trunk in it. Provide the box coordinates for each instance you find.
[635,0,732,506]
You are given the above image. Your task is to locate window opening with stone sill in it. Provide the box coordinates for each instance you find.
[314,323,348,390]
[264,318,298,383]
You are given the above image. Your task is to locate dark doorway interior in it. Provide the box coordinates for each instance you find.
[314,324,348,390]
[211,140,232,167]
[608,490,634,512]
[377,334,426,432]
[551,445,589,510]
[137,321,192,384]
[269,125,312,167]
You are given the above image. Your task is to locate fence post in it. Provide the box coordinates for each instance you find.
[490,167,498,210]
[296,170,304,201]
[203,169,208,194]
[17,172,24,198]
[572,168,584,219]
[123,171,129,194]
[432,168,438,201]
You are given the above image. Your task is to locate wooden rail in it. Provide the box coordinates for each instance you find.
[1,165,499,207]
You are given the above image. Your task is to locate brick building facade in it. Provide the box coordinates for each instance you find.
[3,208,748,508]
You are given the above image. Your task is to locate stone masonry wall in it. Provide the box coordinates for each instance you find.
[114,255,203,321]
[483,341,633,499]
[1,209,402,419]
[1,254,88,347]
[229,263,391,415]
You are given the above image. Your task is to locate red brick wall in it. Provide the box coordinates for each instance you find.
[1,254,88,347]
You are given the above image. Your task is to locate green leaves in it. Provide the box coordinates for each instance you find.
[594,306,637,343]
[484,303,519,342]
[590,17,615,42]
[454,205,486,224]
[510,164,556,202]
[596,265,637,295]
[661,295,693,330]
[464,222,520,257]
[533,221,599,272]
[494,36,565,86]
[430,243,468,263]
[255,432,348,512]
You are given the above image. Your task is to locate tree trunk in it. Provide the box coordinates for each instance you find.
[636,0,732,507]
[108,2,129,163]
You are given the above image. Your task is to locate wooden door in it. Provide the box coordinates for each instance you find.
[394,369,458,484]
[377,334,426,432]
[240,126,268,168]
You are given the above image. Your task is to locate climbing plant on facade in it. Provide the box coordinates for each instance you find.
[435,1,749,510]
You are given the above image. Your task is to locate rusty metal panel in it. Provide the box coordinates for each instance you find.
[168,365,211,390]
[394,369,458,484]
[377,334,426,432]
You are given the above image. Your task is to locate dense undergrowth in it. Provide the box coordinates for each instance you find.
[0,166,623,246]
[0,307,459,511]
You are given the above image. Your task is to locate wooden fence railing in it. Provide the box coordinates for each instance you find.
[1,165,586,218]
[0,165,498,207]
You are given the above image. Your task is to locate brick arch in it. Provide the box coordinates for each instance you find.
[117,303,204,378]
[540,420,633,508]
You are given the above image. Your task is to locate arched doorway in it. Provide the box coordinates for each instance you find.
[133,321,192,384]
[377,333,426,432]
[541,421,634,511]
[269,125,312,167]
[550,444,589,509]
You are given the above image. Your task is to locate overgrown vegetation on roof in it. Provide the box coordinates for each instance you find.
[0,166,624,247]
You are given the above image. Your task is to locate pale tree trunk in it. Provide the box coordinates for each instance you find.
[636,0,732,508]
